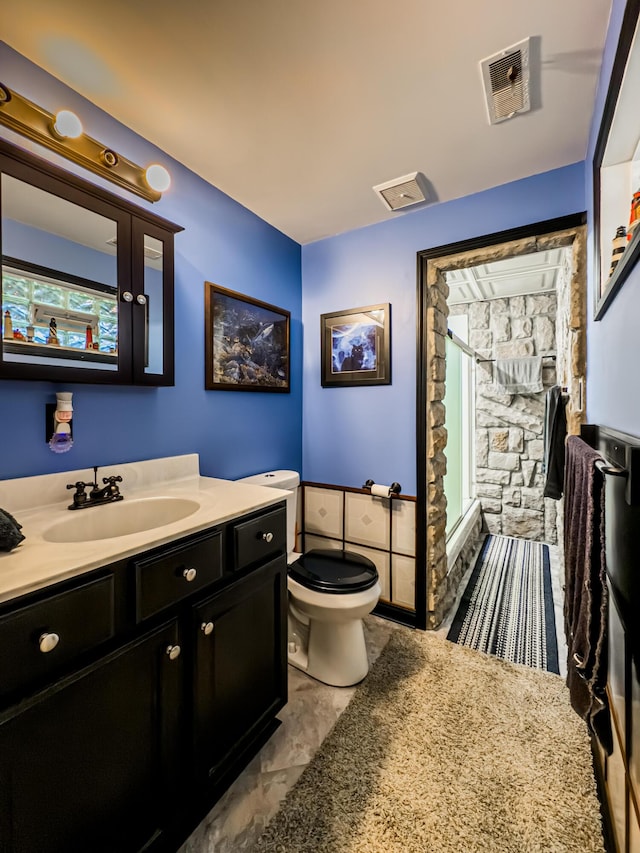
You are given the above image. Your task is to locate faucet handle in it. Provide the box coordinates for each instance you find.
[66,480,92,492]
[102,475,123,485]
[66,481,92,508]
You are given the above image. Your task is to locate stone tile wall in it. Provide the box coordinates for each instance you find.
[450,293,559,543]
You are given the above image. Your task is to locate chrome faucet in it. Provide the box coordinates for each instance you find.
[66,467,124,510]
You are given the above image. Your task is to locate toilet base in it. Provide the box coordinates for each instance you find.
[288,613,370,687]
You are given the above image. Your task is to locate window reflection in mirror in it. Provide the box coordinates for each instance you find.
[143,235,163,375]
[1,175,119,370]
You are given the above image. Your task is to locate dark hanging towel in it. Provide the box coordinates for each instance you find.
[542,385,567,499]
[563,435,612,754]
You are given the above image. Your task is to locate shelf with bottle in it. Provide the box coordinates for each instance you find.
[2,309,117,364]
[594,1,640,320]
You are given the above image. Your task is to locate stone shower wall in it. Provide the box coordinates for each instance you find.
[450,293,559,544]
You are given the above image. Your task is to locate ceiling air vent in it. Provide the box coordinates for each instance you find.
[480,37,531,125]
[106,236,163,260]
[373,172,429,212]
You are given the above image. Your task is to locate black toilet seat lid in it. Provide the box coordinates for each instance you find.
[289,549,378,594]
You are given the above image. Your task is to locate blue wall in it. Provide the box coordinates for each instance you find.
[301,163,586,495]
[0,44,302,481]
[585,0,640,438]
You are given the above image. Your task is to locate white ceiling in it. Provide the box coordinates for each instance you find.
[447,248,567,304]
[2,0,612,244]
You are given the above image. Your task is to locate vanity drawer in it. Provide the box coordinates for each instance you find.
[0,574,115,697]
[233,507,286,571]
[134,529,223,621]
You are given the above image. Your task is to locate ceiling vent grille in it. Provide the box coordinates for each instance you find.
[373,172,429,212]
[106,236,163,260]
[480,38,531,125]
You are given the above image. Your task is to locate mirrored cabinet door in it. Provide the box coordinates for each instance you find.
[0,139,181,386]
[132,219,175,386]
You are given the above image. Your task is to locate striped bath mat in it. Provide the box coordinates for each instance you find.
[447,534,559,674]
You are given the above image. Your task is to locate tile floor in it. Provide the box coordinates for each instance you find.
[181,535,568,852]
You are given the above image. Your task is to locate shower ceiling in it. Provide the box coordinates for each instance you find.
[446,248,568,305]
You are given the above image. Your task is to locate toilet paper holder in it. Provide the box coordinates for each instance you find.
[362,479,402,498]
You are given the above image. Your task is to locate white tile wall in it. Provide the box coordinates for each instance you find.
[302,484,416,612]
[392,554,416,609]
[344,492,390,550]
[304,534,342,552]
[391,500,416,557]
[342,543,391,602]
[304,487,344,540]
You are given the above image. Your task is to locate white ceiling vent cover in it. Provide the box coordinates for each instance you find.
[373,172,429,212]
[106,236,163,260]
[480,38,531,125]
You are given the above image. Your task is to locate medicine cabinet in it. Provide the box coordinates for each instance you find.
[0,139,183,385]
[594,0,640,320]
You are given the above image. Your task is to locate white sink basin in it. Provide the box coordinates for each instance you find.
[43,497,201,543]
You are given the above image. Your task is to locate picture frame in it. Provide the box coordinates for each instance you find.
[204,282,290,392]
[593,0,640,320]
[320,303,391,388]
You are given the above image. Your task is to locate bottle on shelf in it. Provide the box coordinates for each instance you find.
[609,226,628,280]
[627,190,640,241]
[3,310,12,340]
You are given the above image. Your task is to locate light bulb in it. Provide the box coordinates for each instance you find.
[53,110,83,139]
[145,164,171,193]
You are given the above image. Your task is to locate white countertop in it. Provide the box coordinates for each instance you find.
[0,455,289,605]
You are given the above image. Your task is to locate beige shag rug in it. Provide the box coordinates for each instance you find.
[256,630,604,853]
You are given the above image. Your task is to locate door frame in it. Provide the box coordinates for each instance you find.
[415,212,587,629]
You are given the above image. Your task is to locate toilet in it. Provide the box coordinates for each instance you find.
[237,470,381,687]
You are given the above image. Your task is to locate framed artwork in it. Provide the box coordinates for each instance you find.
[204,282,290,391]
[593,0,640,320]
[320,303,391,387]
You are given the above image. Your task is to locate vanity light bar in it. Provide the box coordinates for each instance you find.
[0,82,166,203]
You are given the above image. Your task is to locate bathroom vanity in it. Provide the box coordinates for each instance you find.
[0,456,289,852]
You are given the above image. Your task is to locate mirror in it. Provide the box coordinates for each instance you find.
[143,234,164,375]
[1,174,120,371]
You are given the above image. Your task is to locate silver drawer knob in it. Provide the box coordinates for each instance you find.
[183,567,197,582]
[39,632,60,653]
[121,291,134,303]
[136,294,147,306]
[262,532,274,543]
[166,644,181,660]
[200,621,214,636]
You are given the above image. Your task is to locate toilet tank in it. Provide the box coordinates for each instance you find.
[236,470,300,556]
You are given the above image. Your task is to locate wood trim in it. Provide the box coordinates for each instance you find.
[374,601,417,627]
[416,213,586,263]
[301,480,416,501]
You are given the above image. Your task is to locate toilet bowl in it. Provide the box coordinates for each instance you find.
[236,470,381,687]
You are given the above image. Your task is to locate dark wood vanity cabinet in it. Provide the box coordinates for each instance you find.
[193,555,288,783]
[0,503,288,853]
[0,620,183,853]
[0,139,182,386]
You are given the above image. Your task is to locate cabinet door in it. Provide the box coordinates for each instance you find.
[0,153,133,384]
[0,620,183,853]
[192,556,287,781]
[131,218,175,386]
[0,141,180,386]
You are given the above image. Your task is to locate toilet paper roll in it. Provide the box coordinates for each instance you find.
[370,483,392,499]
